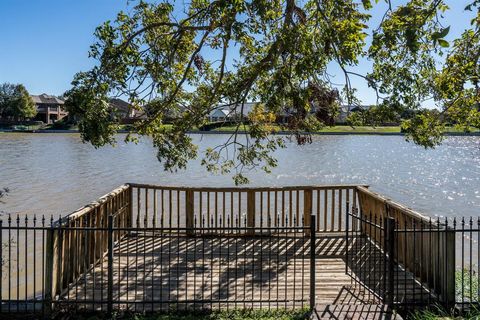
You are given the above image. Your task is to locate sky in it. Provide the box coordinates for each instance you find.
[0,0,475,104]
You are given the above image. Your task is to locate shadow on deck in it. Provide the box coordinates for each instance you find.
[57,232,420,318]
[346,236,436,307]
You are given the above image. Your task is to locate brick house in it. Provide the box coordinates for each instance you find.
[31,94,67,124]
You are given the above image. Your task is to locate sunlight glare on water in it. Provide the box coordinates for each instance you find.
[0,133,478,217]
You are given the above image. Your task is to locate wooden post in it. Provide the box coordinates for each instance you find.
[128,186,133,228]
[44,228,55,315]
[153,189,157,229]
[56,224,65,293]
[309,214,316,311]
[330,189,336,232]
[186,190,194,235]
[443,229,456,308]
[304,189,312,234]
[107,215,114,315]
[385,217,396,306]
[345,203,350,275]
[247,191,255,235]
[352,188,358,231]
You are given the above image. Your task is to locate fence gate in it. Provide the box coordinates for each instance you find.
[345,207,395,305]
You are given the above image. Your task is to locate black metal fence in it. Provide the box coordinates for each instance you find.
[0,213,317,315]
[345,210,390,305]
[347,207,480,312]
[437,217,479,312]
[0,215,50,315]
[1,208,480,317]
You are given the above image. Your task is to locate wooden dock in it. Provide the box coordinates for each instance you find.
[1,183,458,319]
[59,232,422,318]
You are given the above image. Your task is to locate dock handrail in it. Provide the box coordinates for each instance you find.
[126,183,366,233]
[127,183,369,191]
[47,184,132,300]
[0,182,472,314]
[59,184,131,223]
[356,185,456,307]
[46,183,454,308]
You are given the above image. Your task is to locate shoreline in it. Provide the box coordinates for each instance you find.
[1,129,479,136]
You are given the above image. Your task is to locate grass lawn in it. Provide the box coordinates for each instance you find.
[55,309,309,320]
[212,124,400,133]
[134,310,308,320]
[211,124,479,134]
[43,122,78,130]
[409,307,480,320]
[4,122,475,134]
[444,126,480,133]
[318,125,400,133]
[211,124,252,132]
[0,124,45,130]
[118,124,174,131]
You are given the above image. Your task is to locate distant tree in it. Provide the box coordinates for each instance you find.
[65,0,480,183]
[0,83,36,121]
[346,104,401,127]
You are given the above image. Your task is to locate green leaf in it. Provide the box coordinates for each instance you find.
[439,26,450,38]
[362,0,373,10]
[438,39,450,48]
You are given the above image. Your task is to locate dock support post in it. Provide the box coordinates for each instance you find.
[310,214,316,311]
[385,217,396,306]
[128,185,133,228]
[44,227,55,315]
[443,229,456,309]
[304,189,312,234]
[107,215,114,315]
[186,190,194,235]
[345,203,349,275]
[247,191,255,235]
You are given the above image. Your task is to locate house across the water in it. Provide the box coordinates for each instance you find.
[337,105,371,123]
[31,94,67,124]
[207,102,260,123]
[109,98,140,123]
[207,102,368,124]
[208,108,233,122]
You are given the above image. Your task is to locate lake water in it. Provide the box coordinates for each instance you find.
[0,133,478,218]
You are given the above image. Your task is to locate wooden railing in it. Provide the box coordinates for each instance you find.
[46,183,362,300]
[47,185,131,300]
[128,183,363,233]
[46,183,455,307]
[356,186,456,306]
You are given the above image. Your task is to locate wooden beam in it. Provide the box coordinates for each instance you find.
[303,189,312,233]
[44,229,55,315]
[247,190,255,234]
[186,190,194,235]
[127,183,369,192]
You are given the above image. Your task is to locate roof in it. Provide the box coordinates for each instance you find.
[210,102,372,119]
[210,108,232,117]
[340,105,371,113]
[31,94,64,105]
[208,102,259,119]
[109,98,132,113]
[229,102,257,116]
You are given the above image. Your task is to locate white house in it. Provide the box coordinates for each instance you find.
[208,102,259,122]
[208,108,232,122]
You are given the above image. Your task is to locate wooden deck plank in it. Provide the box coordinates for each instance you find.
[59,233,428,314]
